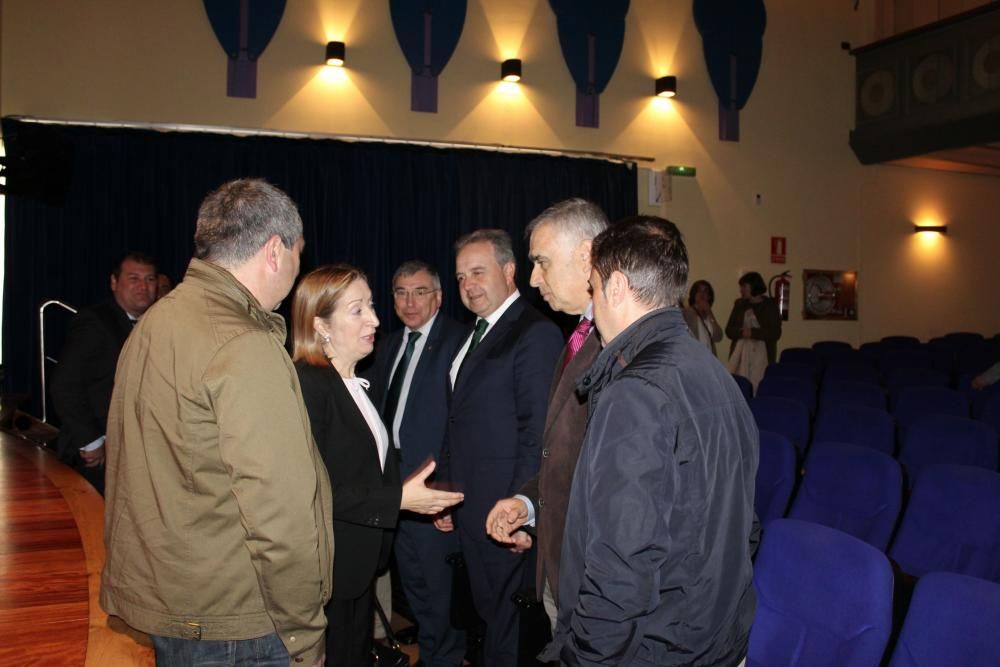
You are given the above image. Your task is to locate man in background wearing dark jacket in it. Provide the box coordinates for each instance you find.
[541,216,758,667]
[50,251,157,494]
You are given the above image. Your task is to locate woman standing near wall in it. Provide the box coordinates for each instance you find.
[725,271,782,390]
[683,279,724,356]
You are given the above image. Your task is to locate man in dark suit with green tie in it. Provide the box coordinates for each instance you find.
[435,229,563,666]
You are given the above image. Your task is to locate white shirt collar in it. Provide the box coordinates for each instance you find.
[408,311,438,338]
[480,289,520,327]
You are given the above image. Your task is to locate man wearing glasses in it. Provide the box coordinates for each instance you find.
[372,260,468,667]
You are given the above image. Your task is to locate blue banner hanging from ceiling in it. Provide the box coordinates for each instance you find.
[549,0,630,128]
[694,0,767,141]
[390,0,467,113]
[203,0,286,98]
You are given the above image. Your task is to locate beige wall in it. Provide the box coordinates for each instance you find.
[2,0,999,351]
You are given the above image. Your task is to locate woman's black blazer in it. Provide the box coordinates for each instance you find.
[296,362,402,601]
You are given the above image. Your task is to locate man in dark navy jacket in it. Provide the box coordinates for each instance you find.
[435,229,563,666]
[372,260,468,667]
[541,217,758,667]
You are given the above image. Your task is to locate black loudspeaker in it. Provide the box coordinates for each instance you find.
[1,123,75,205]
[858,68,897,120]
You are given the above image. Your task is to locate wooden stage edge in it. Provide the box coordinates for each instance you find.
[1,433,154,666]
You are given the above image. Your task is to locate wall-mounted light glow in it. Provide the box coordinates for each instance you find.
[325,41,345,67]
[913,224,947,235]
[501,59,522,83]
[655,75,677,98]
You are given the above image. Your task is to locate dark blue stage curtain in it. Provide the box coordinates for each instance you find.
[1,117,636,410]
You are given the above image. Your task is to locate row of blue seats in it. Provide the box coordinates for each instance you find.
[787,342,998,379]
[781,332,1000,379]
[757,438,1000,578]
[748,518,1000,667]
[749,391,1000,465]
[754,361,1000,415]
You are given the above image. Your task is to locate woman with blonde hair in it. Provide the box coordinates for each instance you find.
[291,264,464,666]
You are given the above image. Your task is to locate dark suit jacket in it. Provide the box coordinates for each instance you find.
[373,313,468,479]
[50,301,134,462]
[519,328,600,598]
[441,296,563,543]
[296,362,402,601]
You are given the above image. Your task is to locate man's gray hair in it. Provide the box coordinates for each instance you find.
[525,198,609,245]
[194,179,303,266]
[454,229,516,268]
[393,259,442,290]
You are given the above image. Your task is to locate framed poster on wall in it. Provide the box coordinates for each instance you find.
[803,269,858,320]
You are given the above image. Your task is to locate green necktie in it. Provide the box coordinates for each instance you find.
[467,318,488,355]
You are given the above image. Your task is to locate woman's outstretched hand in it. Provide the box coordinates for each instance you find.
[400,460,464,515]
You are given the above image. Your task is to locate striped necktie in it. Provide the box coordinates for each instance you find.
[563,317,593,371]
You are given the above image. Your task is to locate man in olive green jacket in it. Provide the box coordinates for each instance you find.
[101,179,334,666]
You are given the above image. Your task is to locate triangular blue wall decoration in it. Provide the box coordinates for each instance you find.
[390,0,467,113]
[549,0,630,128]
[694,0,767,141]
[203,0,286,98]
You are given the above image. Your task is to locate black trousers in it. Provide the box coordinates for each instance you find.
[326,580,375,667]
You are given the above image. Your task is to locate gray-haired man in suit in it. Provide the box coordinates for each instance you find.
[485,199,608,629]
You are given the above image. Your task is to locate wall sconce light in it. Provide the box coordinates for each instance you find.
[913,224,947,234]
[501,59,522,83]
[655,75,677,98]
[325,41,346,67]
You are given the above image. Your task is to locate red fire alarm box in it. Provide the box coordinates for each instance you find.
[771,237,787,264]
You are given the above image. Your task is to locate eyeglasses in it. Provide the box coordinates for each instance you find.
[393,287,439,301]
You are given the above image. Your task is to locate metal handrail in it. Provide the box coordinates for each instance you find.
[39,300,77,423]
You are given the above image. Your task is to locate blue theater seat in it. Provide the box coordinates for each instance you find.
[747,519,893,667]
[889,464,1000,582]
[787,443,902,551]
[888,572,1000,667]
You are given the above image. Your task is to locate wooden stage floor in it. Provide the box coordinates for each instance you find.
[0,430,427,665]
[0,431,153,666]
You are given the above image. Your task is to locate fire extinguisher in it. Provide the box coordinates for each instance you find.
[769,271,791,321]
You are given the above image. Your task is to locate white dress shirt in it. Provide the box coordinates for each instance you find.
[343,376,390,472]
[387,312,438,448]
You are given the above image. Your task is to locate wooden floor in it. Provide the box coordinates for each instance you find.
[0,429,427,665]
[0,432,153,666]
